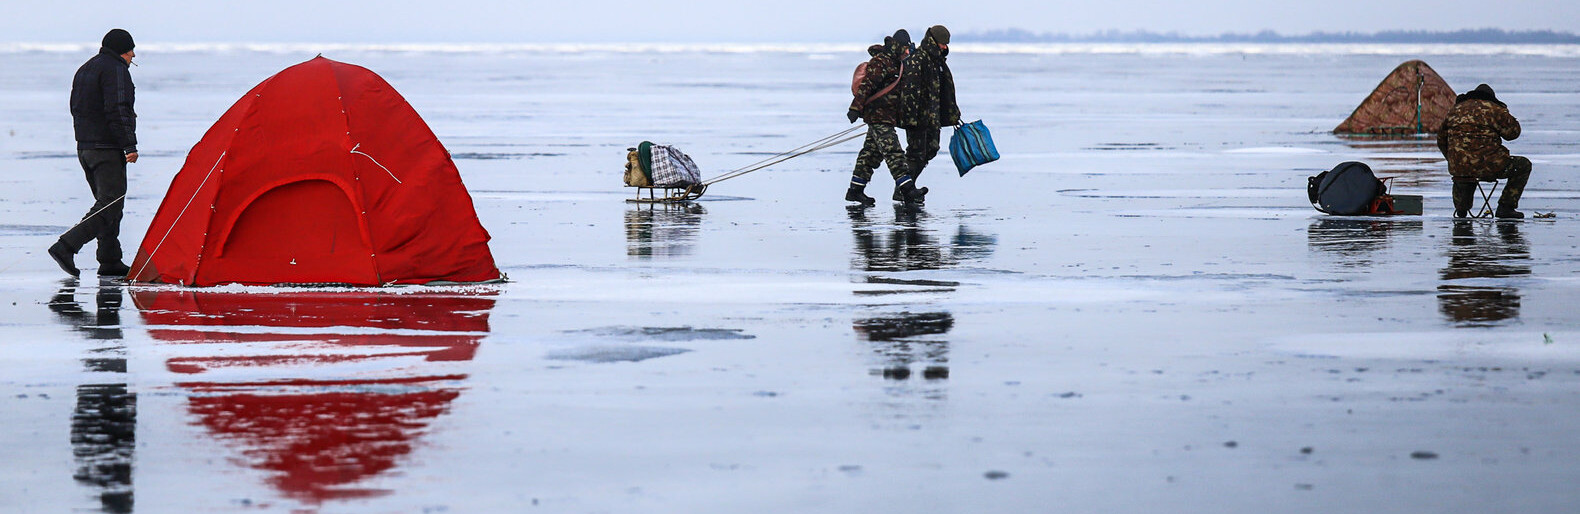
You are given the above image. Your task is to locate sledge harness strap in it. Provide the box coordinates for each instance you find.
[700,125,868,187]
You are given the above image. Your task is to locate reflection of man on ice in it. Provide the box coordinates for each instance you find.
[1439,84,1530,219]
[51,29,140,278]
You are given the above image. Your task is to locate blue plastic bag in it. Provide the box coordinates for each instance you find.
[949,120,999,176]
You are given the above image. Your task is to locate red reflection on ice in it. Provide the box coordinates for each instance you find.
[133,288,495,505]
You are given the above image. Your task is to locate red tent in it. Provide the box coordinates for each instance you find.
[129,57,501,286]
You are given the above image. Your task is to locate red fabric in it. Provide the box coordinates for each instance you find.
[130,57,499,286]
[131,289,493,502]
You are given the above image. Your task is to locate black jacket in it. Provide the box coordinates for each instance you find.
[71,48,137,153]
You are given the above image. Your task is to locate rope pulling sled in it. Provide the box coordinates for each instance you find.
[625,124,868,204]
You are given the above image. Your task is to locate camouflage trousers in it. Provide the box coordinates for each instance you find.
[851,123,910,187]
[1451,155,1531,212]
[904,126,941,180]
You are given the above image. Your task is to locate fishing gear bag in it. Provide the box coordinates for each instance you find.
[949,120,999,176]
[624,148,651,187]
[625,141,701,188]
[1308,161,1414,215]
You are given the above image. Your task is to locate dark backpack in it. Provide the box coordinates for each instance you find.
[1308,161,1386,215]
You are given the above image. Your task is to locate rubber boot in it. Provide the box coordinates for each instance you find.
[1451,181,1475,218]
[896,181,925,204]
[893,185,928,202]
[1496,164,1529,219]
[845,185,875,206]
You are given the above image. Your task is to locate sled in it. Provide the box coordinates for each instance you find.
[619,126,869,205]
[628,184,707,204]
[624,142,706,204]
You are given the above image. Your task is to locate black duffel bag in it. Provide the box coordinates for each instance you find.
[1308,161,1385,215]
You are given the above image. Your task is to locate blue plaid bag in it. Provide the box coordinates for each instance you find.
[949,120,999,176]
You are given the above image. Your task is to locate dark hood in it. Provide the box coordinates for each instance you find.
[920,34,949,58]
[1456,83,1505,107]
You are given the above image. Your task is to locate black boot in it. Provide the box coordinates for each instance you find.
[1451,181,1475,218]
[98,261,132,278]
[845,185,875,206]
[1496,172,1527,219]
[48,241,79,277]
[892,186,928,202]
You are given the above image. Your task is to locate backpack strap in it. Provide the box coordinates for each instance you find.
[856,64,903,109]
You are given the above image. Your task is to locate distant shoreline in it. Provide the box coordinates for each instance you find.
[2,41,1578,58]
[960,28,1580,44]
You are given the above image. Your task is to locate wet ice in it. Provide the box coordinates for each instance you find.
[2,43,1580,513]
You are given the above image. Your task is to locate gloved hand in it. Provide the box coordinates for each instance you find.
[847,109,860,124]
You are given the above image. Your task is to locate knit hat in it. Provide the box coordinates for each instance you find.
[102,29,134,55]
[891,29,911,49]
[926,25,950,46]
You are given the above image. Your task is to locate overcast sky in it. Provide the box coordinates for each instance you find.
[6,0,1577,43]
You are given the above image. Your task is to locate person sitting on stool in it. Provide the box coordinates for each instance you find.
[1438,83,1530,219]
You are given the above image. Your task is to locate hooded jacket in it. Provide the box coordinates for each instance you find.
[898,34,960,129]
[850,40,906,126]
[71,47,138,153]
[1437,88,1519,179]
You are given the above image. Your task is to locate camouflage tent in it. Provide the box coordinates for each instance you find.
[1334,60,1456,135]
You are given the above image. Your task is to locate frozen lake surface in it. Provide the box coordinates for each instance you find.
[3,43,1580,513]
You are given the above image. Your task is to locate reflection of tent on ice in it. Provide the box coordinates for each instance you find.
[130,57,501,286]
[1334,60,1456,135]
[134,288,496,502]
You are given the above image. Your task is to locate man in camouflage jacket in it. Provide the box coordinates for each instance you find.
[1438,84,1531,218]
[846,30,923,205]
[898,25,960,199]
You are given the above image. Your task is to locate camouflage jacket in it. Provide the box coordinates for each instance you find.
[851,43,905,126]
[897,36,960,129]
[1437,98,1521,179]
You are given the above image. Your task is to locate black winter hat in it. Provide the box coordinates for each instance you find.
[891,29,911,49]
[102,29,134,54]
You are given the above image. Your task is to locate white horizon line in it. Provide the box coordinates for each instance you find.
[4,41,1579,56]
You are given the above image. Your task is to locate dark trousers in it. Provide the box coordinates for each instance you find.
[60,149,126,265]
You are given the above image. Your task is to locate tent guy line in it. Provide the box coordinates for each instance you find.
[132,151,226,283]
[350,143,402,184]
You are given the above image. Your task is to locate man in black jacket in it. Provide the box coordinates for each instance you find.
[50,29,139,278]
